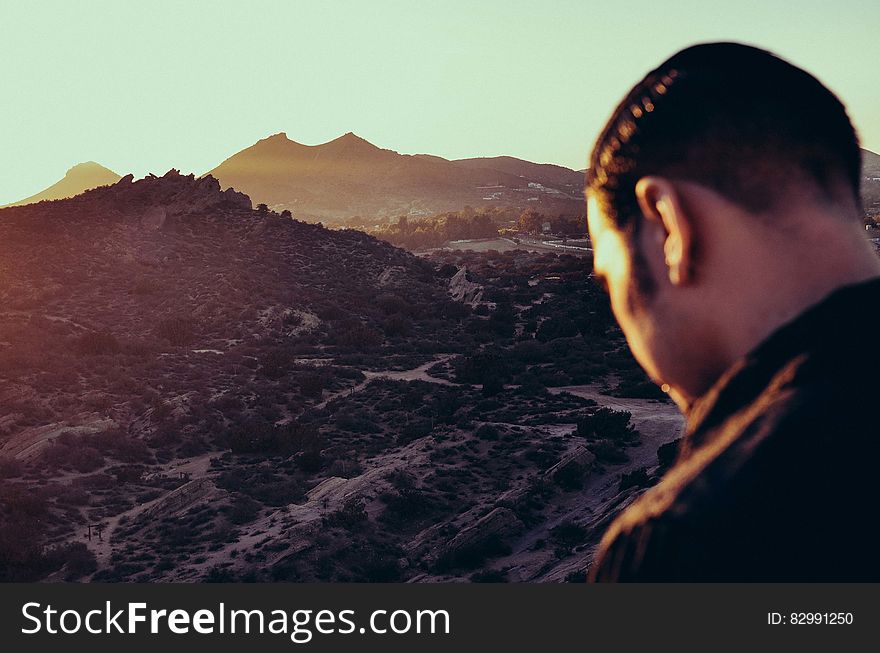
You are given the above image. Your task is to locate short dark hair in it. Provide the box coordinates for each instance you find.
[587,42,862,232]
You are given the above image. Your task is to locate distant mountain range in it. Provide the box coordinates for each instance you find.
[6,142,880,221]
[207,132,585,222]
[2,162,120,208]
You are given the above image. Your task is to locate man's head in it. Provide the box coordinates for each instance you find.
[587,42,876,409]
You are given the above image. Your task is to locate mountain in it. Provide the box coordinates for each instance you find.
[863,149,880,220]
[0,169,468,580]
[208,132,584,222]
[863,148,880,178]
[2,161,121,208]
[452,155,584,189]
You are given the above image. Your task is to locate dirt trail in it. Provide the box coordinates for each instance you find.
[85,452,219,565]
[313,354,455,411]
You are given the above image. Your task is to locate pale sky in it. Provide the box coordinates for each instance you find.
[2,0,878,204]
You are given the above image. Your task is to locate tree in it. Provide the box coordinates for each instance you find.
[518,209,544,235]
[256,203,269,214]
[280,209,292,219]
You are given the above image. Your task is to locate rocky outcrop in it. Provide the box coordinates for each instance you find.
[438,507,522,560]
[448,266,483,305]
[92,169,253,222]
[543,445,596,483]
[305,476,350,502]
[141,478,214,519]
[1,414,117,461]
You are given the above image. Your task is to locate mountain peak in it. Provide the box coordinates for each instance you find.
[67,161,115,175]
[327,131,377,149]
[2,161,122,208]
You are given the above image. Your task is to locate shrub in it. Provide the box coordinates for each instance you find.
[657,438,682,469]
[77,331,120,355]
[0,456,22,479]
[155,316,196,346]
[436,534,511,572]
[382,315,412,337]
[299,373,325,399]
[552,462,588,491]
[398,418,433,444]
[333,323,381,350]
[587,439,628,464]
[379,487,435,527]
[228,496,261,524]
[475,424,500,441]
[324,498,368,531]
[550,520,587,548]
[576,408,638,442]
[618,467,650,492]
[470,568,509,583]
[54,542,98,580]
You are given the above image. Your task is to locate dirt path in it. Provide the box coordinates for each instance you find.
[85,451,219,565]
[313,354,455,411]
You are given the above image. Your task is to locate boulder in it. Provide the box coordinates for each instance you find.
[448,266,483,305]
[543,445,596,482]
[440,507,522,559]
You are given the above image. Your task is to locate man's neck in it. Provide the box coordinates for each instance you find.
[724,227,880,387]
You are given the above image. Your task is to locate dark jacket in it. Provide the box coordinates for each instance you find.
[589,278,880,582]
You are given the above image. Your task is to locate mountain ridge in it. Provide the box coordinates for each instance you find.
[3,161,121,208]
[208,133,585,222]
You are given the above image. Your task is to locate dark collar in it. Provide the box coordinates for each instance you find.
[682,276,880,455]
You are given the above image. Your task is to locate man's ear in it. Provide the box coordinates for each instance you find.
[635,176,693,286]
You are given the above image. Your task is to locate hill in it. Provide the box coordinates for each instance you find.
[208,133,584,222]
[863,148,880,178]
[3,162,121,208]
[452,155,584,189]
[0,170,673,583]
[862,149,880,220]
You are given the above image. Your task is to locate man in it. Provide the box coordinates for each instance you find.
[585,42,880,581]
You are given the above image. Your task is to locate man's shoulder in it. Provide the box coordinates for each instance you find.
[589,362,854,581]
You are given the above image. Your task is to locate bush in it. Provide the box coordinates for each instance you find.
[228,496,261,524]
[550,520,587,548]
[436,534,511,571]
[155,316,197,346]
[333,323,381,350]
[398,418,433,444]
[657,438,682,469]
[470,568,509,583]
[53,542,98,580]
[382,315,412,337]
[576,408,638,443]
[0,456,22,479]
[552,462,588,491]
[324,498,368,531]
[618,467,650,492]
[205,565,235,582]
[380,487,435,527]
[475,424,500,441]
[76,331,120,355]
[587,439,628,464]
[299,373,325,399]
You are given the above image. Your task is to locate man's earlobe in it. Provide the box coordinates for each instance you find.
[635,177,693,286]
